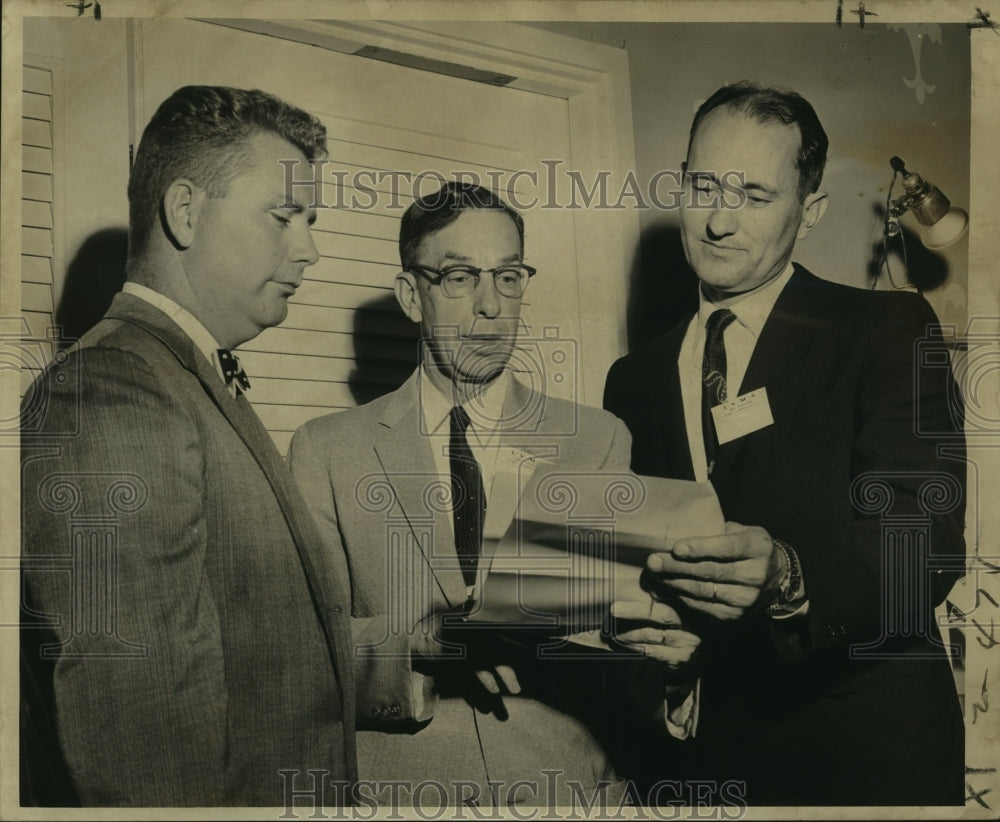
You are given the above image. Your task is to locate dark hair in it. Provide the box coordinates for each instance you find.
[127,85,327,257]
[399,182,525,270]
[687,81,828,199]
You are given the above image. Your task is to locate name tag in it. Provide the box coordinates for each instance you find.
[711,387,774,444]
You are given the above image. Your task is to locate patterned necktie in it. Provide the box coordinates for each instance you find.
[449,405,485,587]
[217,349,251,393]
[701,308,737,476]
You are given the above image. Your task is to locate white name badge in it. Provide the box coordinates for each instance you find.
[711,387,774,445]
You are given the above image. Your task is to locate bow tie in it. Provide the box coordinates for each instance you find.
[217,349,251,393]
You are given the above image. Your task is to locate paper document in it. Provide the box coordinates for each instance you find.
[472,470,724,634]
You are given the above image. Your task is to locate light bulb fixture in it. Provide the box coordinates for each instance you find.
[886,156,968,250]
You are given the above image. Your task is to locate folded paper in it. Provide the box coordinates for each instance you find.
[472,469,725,636]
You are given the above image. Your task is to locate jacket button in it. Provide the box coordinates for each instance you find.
[390,703,401,716]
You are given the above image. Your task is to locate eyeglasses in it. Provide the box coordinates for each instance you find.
[409,263,536,299]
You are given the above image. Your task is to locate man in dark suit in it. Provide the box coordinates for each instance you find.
[21,86,356,806]
[604,82,966,806]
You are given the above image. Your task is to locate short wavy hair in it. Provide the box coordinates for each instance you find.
[688,81,828,199]
[127,85,327,257]
[399,182,524,271]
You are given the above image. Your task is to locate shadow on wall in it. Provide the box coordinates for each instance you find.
[626,220,699,351]
[56,227,129,348]
[348,292,420,405]
[867,202,951,292]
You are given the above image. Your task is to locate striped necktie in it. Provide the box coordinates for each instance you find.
[701,308,737,476]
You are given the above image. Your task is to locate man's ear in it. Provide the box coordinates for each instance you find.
[162,179,206,249]
[394,271,423,323]
[797,190,829,240]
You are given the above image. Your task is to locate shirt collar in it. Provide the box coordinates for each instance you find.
[122,282,230,385]
[697,261,795,339]
[418,366,510,437]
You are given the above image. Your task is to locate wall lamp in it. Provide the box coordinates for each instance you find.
[885,156,968,250]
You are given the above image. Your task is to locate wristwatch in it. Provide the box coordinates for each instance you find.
[767,539,804,614]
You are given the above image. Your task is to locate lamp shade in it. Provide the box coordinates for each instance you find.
[919,207,969,250]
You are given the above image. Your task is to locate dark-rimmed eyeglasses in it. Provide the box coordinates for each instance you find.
[409,263,536,299]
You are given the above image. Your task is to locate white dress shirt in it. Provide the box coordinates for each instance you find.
[122,282,241,397]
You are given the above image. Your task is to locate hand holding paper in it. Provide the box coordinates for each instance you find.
[644,521,785,621]
[474,469,727,648]
[608,599,701,668]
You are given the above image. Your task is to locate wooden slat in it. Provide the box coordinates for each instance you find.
[21,310,57,341]
[21,256,52,285]
[322,143,531,199]
[243,350,414,385]
[17,334,55,371]
[22,282,54,314]
[314,231,398,267]
[22,145,52,175]
[20,65,56,399]
[282,303,357,335]
[317,191,413,221]
[23,66,52,95]
[242,327,415,361]
[23,91,51,121]
[320,114,521,172]
[295,280,394,312]
[312,174,533,225]
[307,258,397,290]
[317,174,515,214]
[22,118,52,149]
[21,227,53,258]
[314,207,399,242]
[21,200,53,230]
[326,140,436,172]
[271,430,294,457]
[326,140,520,185]
[245,377,368,408]
[287,168,417,215]
[252,402,346,433]
[22,172,52,202]
[283,302,415,337]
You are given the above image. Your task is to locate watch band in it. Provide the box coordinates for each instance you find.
[767,538,804,613]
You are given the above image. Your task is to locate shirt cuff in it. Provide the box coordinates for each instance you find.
[664,679,700,740]
[410,670,439,721]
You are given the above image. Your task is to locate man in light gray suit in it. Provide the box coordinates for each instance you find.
[21,86,356,806]
[290,183,697,809]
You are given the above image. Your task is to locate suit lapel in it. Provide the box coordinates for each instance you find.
[737,265,819,396]
[372,375,468,608]
[711,265,820,485]
[657,321,697,481]
[104,293,353,646]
